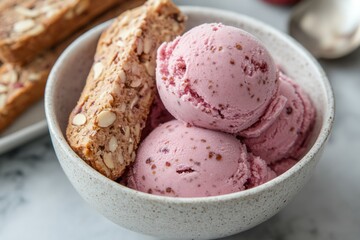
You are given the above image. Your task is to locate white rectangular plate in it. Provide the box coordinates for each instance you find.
[0,100,48,154]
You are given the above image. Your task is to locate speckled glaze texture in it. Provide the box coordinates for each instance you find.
[45,7,334,240]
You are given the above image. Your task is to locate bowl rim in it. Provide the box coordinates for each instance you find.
[45,6,335,204]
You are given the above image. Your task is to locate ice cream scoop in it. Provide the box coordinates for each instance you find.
[156,23,281,134]
[127,120,275,197]
[243,72,315,164]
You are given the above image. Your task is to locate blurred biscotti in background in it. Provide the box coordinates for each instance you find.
[0,0,120,65]
[0,0,147,133]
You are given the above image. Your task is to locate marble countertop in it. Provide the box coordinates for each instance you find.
[1,0,360,239]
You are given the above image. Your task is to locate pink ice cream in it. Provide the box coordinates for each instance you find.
[156,23,283,134]
[141,93,174,139]
[123,23,316,198]
[243,72,316,164]
[127,120,275,197]
[270,158,298,175]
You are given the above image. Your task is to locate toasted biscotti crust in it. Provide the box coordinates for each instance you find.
[0,0,119,65]
[66,0,186,180]
[0,0,146,133]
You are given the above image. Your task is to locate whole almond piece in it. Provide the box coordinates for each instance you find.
[143,39,153,54]
[144,61,155,76]
[109,136,118,152]
[134,123,141,138]
[128,143,134,154]
[137,39,144,55]
[131,152,136,161]
[97,110,116,127]
[13,19,36,33]
[103,152,114,169]
[118,153,124,164]
[72,113,87,126]
[130,79,142,88]
[28,73,41,81]
[93,62,104,80]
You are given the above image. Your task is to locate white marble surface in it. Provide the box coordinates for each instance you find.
[1,0,360,239]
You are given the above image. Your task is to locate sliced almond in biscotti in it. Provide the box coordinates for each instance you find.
[66,0,186,180]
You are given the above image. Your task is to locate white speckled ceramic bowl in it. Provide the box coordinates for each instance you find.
[45,6,334,240]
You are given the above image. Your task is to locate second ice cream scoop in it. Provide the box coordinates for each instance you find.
[243,72,315,164]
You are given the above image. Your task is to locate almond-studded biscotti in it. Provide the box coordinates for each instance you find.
[66,0,186,180]
[0,0,119,65]
[0,0,146,133]
[0,52,57,132]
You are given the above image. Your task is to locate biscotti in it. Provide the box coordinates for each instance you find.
[66,0,186,180]
[0,52,57,132]
[0,0,119,65]
[0,0,146,133]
